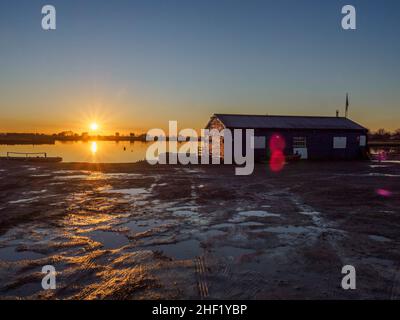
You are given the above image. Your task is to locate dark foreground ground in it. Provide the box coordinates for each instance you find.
[0,160,399,299]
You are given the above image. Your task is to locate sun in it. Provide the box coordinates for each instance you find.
[90,122,99,131]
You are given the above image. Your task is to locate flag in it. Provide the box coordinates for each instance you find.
[345,93,349,117]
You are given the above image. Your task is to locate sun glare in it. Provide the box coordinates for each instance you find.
[90,122,99,131]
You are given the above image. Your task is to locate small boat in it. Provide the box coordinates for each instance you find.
[0,152,62,163]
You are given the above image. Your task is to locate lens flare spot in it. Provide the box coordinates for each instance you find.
[376,188,392,197]
[270,150,285,172]
[269,134,286,152]
[377,151,387,162]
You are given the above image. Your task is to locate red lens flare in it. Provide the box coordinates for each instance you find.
[269,134,286,172]
[270,150,285,172]
[269,134,286,152]
[376,188,392,197]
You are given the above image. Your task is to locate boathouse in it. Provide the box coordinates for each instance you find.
[205,114,368,161]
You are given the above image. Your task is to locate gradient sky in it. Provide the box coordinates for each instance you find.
[0,0,399,134]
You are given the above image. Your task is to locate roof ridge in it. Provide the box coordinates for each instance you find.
[214,113,349,119]
[212,113,367,130]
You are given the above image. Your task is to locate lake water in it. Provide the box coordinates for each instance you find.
[1,141,399,163]
[0,141,155,163]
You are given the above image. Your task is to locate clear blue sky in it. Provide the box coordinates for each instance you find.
[0,0,399,133]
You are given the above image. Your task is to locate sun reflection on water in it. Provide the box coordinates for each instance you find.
[91,141,98,154]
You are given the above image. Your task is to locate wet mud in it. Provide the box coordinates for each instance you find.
[0,161,399,299]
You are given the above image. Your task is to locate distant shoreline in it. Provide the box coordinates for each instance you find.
[0,136,149,145]
[368,140,400,147]
[1,136,399,147]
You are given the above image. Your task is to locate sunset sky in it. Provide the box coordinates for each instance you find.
[0,0,399,134]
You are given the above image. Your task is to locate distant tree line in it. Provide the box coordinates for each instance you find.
[369,128,400,141]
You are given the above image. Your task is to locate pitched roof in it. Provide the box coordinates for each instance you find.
[213,114,367,131]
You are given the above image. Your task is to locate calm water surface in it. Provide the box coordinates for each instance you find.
[0,141,154,163]
[1,142,399,163]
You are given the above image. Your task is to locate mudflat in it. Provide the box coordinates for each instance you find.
[0,160,399,299]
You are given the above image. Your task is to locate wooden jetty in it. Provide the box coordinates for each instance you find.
[0,152,62,163]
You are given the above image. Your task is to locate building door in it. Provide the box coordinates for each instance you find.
[293,137,308,159]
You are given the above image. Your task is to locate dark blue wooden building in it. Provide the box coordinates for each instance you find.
[206,114,368,161]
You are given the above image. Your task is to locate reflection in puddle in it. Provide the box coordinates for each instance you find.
[104,173,142,179]
[151,239,201,260]
[369,235,392,242]
[169,210,209,225]
[200,229,226,238]
[229,210,281,223]
[108,188,149,197]
[262,226,309,234]
[212,223,235,229]
[239,222,265,227]
[213,246,255,262]
[167,206,199,212]
[55,175,89,180]
[9,197,40,204]
[84,231,129,250]
[0,246,44,262]
[124,219,175,233]
[237,211,281,218]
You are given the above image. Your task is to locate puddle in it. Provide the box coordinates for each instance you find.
[368,173,400,177]
[55,175,89,180]
[107,188,149,197]
[152,239,201,260]
[9,197,40,204]
[124,219,175,233]
[103,173,142,179]
[262,226,309,234]
[167,206,199,212]
[23,190,47,195]
[213,246,255,262]
[173,210,197,218]
[84,231,128,250]
[369,165,389,168]
[31,174,52,178]
[197,229,226,240]
[212,223,235,229]
[237,211,281,218]
[169,210,209,225]
[53,170,90,175]
[239,222,265,227]
[229,210,281,223]
[0,246,44,262]
[369,235,392,242]
[5,282,43,298]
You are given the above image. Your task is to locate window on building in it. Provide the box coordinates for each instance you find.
[293,137,307,148]
[359,135,366,146]
[333,137,347,149]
